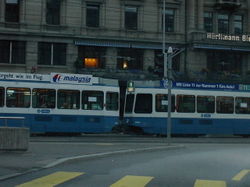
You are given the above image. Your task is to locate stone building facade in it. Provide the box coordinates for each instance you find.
[0,0,250,82]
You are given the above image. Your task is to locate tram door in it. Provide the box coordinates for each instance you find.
[118,80,127,121]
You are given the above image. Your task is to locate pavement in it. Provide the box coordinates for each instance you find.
[1,134,250,182]
[0,134,183,181]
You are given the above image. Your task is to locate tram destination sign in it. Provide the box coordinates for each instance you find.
[173,82,239,91]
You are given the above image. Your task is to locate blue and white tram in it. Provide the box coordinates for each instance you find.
[124,82,250,135]
[0,72,120,133]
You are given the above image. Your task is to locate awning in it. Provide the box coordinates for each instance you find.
[75,40,168,50]
[193,44,250,52]
[131,43,162,49]
[75,40,130,48]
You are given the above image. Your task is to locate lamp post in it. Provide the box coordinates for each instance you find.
[167,47,173,142]
[162,0,173,142]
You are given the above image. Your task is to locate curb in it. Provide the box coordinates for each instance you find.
[43,144,184,168]
[0,144,184,181]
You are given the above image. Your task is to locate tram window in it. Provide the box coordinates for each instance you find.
[0,87,4,107]
[134,94,152,113]
[125,94,134,113]
[32,88,56,108]
[235,97,250,114]
[155,94,175,112]
[176,95,195,113]
[106,92,118,111]
[82,91,103,110]
[216,96,234,114]
[6,87,31,108]
[197,96,215,113]
[57,90,80,109]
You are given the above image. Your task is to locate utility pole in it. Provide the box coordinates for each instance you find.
[162,0,173,143]
[167,47,173,143]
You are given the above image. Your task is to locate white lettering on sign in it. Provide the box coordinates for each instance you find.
[51,73,99,85]
[0,72,49,81]
[207,33,250,42]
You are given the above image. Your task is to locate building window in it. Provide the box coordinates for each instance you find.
[154,50,179,78]
[207,51,242,75]
[38,42,66,66]
[234,15,243,35]
[204,12,213,32]
[117,48,143,70]
[86,4,100,27]
[0,40,25,64]
[78,46,105,68]
[125,6,138,30]
[218,14,229,34]
[5,0,19,22]
[163,9,175,32]
[46,0,61,25]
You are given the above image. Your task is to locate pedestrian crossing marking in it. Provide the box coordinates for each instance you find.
[110,175,154,187]
[194,179,226,187]
[232,169,250,181]
[16,171,84,187]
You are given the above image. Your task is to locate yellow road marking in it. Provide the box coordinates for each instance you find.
[232,169,250,181]
[194,179,226,187]
[110,175,154,187]
[16,171,84,187]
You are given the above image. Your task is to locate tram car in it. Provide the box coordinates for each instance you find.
[1,71,250,136]
[124,81,250,136]
[0,72,120,133]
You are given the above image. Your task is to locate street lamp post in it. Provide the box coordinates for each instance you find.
[162,0,172,142]
[167,47,173,142]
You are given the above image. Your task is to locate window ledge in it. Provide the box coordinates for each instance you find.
[122,28,145,33]
[4,22,20,29]
[0,63,25,67]
[42,24,68,31]
[37,65,66,68]
[121,0,145,6]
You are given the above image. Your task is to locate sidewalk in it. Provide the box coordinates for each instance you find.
[0,135,181,181]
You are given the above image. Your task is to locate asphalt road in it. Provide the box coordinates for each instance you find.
[2,142,250,187]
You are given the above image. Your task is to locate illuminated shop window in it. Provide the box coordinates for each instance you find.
[117,48,143,70]
[78,46,105,69]
[84,58,99,68]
